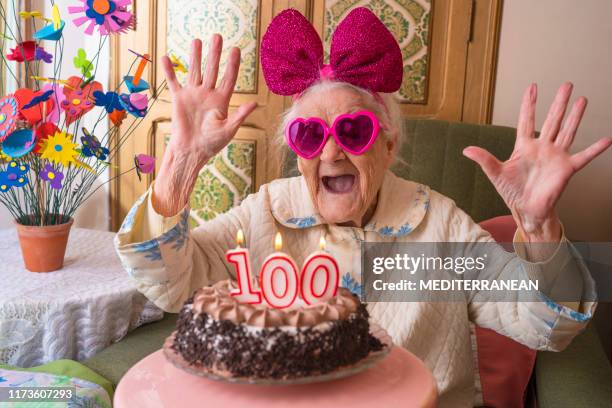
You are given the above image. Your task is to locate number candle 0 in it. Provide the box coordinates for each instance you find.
[227,229,261,304]
[259,232,300,308]
[300,235,339,304]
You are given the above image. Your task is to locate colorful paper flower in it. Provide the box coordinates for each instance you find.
[61,76,103,100]
[15,88,55,125]
[108,109,126,126]
[33,5,66,41]
[19,11,44,20]
[41,83,65,124]
[34,122,60,154]
[0,161,29,193]
[93,90,123,113]
[6,41,36,62]
[39,163,64,189]
[60,75,103,124]
[34,20,66,41]
[74,48,93,78]
[22,89,54,109]
[61,88,96,124]
[39,131,79,166]
[1,129,36,158]
[134,153,155,181]
[6,41,52,63]
[35,47,53,63]
[0,96,18,143]
[81,128,110,160]
[124,75,149,93]
[170,53,188,73]
[124,51,151,93]
[69,0,134,35]
[119,93,147,117]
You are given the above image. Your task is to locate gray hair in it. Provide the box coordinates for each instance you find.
[275,80,405,172]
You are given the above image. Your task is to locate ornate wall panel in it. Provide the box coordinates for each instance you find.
[324,0,432,103]
[189,141,256,226]
[166,0,260,92]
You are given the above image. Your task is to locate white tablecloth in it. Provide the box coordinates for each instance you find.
[0,227,163,367]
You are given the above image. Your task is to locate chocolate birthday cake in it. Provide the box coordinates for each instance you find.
[170,280,383,380]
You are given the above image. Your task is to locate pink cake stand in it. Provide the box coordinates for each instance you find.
[114,346,438,408]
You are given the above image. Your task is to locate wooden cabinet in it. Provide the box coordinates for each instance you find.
[110,0,501,229]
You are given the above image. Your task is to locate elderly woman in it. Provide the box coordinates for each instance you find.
[116,8,611,408]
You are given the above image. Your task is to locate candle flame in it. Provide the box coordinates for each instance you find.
[236,229,244,247]
[319,235,326,251]
[274,232,283,251]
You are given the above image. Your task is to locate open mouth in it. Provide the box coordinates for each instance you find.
[321,174,356,194]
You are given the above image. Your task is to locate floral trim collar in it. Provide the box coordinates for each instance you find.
[268,171,430,237]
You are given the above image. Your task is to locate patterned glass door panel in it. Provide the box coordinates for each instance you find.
[323,0,432,104]
[155,123,259,228]
[189,141,256,226]
[111,0,302,230]
[166,0,261,93]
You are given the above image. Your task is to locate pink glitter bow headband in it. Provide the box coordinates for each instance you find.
[260,7,403,97]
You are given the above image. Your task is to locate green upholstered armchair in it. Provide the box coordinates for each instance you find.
[83,119,612,407]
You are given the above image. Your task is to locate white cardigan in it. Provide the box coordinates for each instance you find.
[115,171,595,407]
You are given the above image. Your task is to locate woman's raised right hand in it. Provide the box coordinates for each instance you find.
[153,35,257,216]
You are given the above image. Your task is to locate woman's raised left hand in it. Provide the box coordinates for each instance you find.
[463,82,612,243]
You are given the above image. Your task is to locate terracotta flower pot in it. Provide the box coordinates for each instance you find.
[14,217,74,273]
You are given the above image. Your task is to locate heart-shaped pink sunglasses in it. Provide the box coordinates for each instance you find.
[285,110,381,159]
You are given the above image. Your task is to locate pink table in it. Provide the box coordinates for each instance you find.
[114,346,438,408]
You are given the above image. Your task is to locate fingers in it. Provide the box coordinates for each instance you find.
[203,34,222,89]
[516,83,537,146]
[540,82,572,141]
[161,55,181,93]
[188,39,203,86]
[570,137,612,171]
[219,47,241,96]
[462,146,502,181]
[225,102,257,135]
[556,96,587,149]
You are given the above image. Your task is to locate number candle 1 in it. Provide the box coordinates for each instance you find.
[259,232,300,308]
[300,235,339,304]
[227,229,261,304]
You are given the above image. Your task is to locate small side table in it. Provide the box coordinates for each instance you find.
[114,346,438,408]
[0,227,163,367]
